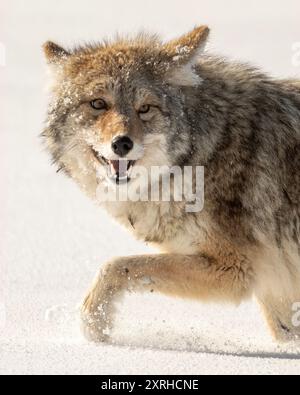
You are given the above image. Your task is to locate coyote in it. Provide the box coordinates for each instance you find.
[42,26,300,343]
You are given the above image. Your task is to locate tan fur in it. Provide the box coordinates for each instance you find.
[82,246,254,342]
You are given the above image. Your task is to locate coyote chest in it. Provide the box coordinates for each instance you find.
[102,200,205,254]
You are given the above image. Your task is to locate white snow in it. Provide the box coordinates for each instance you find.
[1,0,300,375]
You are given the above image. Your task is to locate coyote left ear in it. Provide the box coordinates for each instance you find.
[162,26,209,86]
[43,41,70,64]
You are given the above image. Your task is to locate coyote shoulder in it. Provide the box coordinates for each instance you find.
[42,25,300,342]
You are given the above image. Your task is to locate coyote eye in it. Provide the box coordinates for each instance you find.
[138,104,151,114]
[90,99,107,111]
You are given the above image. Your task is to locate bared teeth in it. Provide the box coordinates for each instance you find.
[91,147,135,183]
[101,159,136,184]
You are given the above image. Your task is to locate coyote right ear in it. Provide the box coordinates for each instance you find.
[43,41,70,64]
[162,26,209,86]
[163,25,209,66]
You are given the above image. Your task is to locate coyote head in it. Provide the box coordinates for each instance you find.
[42,26,209,196]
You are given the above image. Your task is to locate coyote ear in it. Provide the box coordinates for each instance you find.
[163,26,209,86]
[43,41,70,64]
[164,25,209,64]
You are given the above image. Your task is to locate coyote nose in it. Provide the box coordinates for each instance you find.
[111,136,134,157]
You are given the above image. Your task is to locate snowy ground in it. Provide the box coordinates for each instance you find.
[1,0,300,375]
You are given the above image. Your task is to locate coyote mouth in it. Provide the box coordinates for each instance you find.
[107,159,136,184]
[91,148,136,184]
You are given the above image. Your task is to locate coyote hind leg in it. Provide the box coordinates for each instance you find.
[258,294,300,342]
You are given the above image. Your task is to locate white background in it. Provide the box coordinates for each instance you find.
[1,0,300,374]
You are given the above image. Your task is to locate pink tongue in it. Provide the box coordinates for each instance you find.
[110,160,128,176]
[110,160,120,172]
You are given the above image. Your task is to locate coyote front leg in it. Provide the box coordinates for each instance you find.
[81,253,254,342]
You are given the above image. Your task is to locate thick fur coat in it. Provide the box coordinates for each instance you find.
[42,26,300,342]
